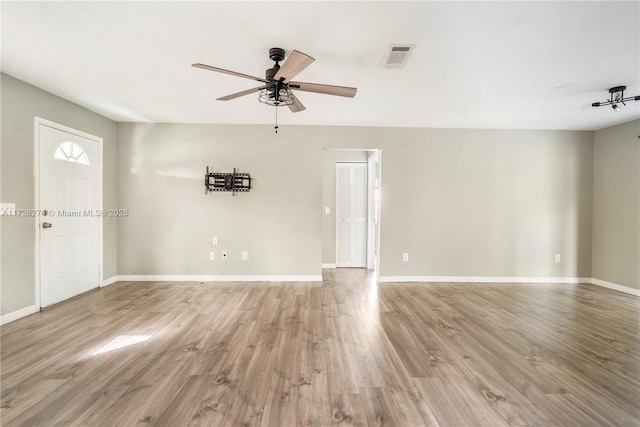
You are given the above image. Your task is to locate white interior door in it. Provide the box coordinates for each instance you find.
[38,123,100,308]
[336,163,367,267]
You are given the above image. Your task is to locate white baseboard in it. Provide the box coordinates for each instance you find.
[377,276,591,284]
[590,278,640,296]
[1,305,38,325]
[377,276,640,296]
[115,275,322,282]
[321,263,337,269]
[101,276,119,287]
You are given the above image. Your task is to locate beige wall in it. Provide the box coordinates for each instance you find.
[0,74,118,315]
[380,128,593,278]
[117,123,594,279]
[592,120,640,290]
[117,123,324,276]
[322,149,370,265]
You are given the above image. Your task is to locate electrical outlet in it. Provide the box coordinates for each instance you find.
[403,253,409,262]
[242,251,248,261]
[209,252,215,260]
[212,236,218,246]
[221,251,228,259]
[555,254,561,263]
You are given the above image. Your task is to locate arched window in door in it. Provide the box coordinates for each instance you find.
[54,141,90,165]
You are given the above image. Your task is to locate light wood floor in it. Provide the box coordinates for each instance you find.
[1,269,639,426]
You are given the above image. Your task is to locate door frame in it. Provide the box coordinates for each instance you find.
[367,150,379,271]
[33,117,103,309]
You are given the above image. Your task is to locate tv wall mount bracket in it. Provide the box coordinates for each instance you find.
[205,166,252,195]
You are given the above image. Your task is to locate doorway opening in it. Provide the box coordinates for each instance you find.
[321,149,381,278]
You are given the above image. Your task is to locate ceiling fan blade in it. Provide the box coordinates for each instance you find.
[216,86,264,101]
[289,81,357,98]
[288,93,306,113]
[192,63,267,83]
[273,50,314,83]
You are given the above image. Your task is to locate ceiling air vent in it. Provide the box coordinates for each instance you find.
[384,44,414,68]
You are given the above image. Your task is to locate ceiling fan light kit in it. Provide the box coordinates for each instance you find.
[591,85,640,112]
[193,47,357,133]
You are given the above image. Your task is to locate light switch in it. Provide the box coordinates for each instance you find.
[325,207,331,215]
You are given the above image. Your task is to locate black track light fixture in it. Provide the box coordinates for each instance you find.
[592,86,639,111]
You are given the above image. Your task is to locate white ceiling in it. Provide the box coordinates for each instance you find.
[2,1,639,131]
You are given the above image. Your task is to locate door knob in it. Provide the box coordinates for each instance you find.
[42,222,52,229]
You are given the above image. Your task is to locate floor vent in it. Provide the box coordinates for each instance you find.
[384,44,414,68]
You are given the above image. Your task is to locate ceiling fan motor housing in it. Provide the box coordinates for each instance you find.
[265,66,280,82]
[265,48,286,101]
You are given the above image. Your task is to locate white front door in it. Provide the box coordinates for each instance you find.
[336,163,367,267]
[38,122,101,308]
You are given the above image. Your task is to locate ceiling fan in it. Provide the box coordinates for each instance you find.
[192,47,357,132]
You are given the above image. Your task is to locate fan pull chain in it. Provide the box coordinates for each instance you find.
[274,104,279,133]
